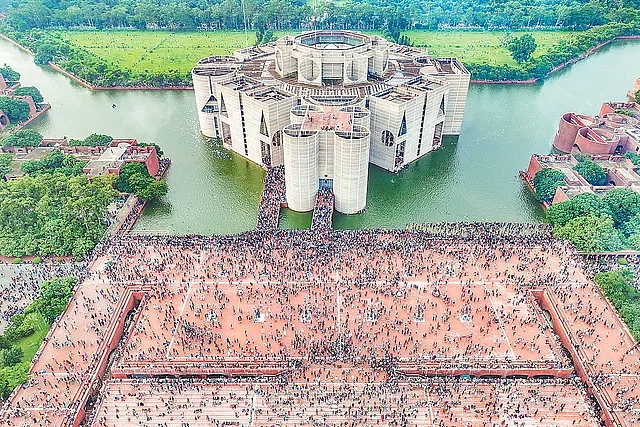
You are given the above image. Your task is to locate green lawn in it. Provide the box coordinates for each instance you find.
[401,30,575,67]
[14,313,49,363]
[57,30,276,73]
[56,29,577,74]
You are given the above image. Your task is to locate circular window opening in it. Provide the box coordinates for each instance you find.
[381,130,394,147]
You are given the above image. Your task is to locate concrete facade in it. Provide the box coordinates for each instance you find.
[553,103,640,155]
[193,30,470,214]
[525,153,640,206]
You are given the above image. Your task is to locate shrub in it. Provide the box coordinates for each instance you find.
[0,97,31,122]
[618,257,628,265]
[533,168,565,203]
[11,258,20,264]
[32,257,42,264]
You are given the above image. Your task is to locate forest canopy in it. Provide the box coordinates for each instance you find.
[1,0,639,32]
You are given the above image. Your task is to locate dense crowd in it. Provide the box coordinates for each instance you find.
[311,188,334,232]
[3,224,640,426]
[256,166,285,231]
[0,262,86,330]
[89,375,600,426]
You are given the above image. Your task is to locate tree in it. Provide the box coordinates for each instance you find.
[33,42,58,65]
[573,159,607,186]
[546,192,610,226]
[0,172,117,257]
[115,162,167,201]
[12,87,44,104]
[603,188,640,229]
[594,268,640,340]
[0,97,31,122]
[0,64,20,82]
[0,154,12,179]
[506,34,537,63]
[0,129,43,148]
[0,347,23,367]
[533,168,565,203]
[554,213,624,252]
[636,90,640,104]
[21,149,86,177]
[26,277,76,323]
[69,133,113,147]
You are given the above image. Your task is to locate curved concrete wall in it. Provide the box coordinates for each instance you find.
[574,128,619,155]
[333,127,370,214]
[553,113,582,153]
[192,73,216,138]
[283,125,319,212]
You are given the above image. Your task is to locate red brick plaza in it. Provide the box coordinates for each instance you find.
[1,227,639,426]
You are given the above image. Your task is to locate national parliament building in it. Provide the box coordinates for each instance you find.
[192,30,470,214]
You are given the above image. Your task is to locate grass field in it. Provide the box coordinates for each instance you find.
[56,30,577,74]
[403,30,574,67]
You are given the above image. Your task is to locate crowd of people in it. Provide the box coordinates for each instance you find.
[2,224,639,426]
[311,188,334,232]
[89,375,600,426]
[0,262,86,330]
[256,166,285,231]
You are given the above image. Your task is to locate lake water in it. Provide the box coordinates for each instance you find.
[2,37,639,234]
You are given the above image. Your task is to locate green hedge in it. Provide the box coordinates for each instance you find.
[468,21,640,80]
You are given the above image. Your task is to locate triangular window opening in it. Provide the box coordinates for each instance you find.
[220,94,227,115]
[399,114,407,136]
[439,97,445,115]
[260,112,269,137]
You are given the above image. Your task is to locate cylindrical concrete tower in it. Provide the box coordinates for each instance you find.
[192,72,217,138]
[333,125,370,214]
[553,113,597,153]
[283,124,319,212]
[191,57,240,138]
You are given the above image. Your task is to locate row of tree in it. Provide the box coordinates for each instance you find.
[0,276,77,398]
[2,0,639,32]
[594,268,640,340]
[467,20,640,80]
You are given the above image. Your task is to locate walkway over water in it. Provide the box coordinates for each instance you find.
[256,166,285,230]
[311,188,334,231]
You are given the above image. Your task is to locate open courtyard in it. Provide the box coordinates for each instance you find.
[1,226,639,426]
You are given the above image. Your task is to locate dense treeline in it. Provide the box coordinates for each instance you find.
[546,189,640,252]
[0,172,117,256]
[1,0,639,32]
[594,268,640,340]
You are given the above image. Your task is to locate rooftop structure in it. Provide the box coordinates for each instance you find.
[525,153,640,205]
[192,30,470,214]
[0,227,638,427]
[4,139,160,180]
[553,103,640,155]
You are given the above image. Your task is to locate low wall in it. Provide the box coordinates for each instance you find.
[532,289,614,426]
